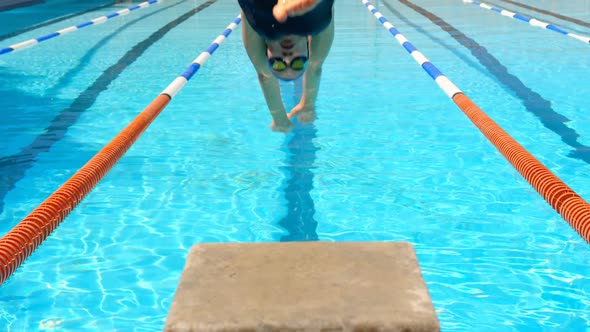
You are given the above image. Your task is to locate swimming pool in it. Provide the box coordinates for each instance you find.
[1,0,589,330]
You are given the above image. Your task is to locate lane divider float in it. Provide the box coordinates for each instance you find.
[0,15,242,286]
[463,0,590,44]
[0,0,163,56]
[362,0,590,243]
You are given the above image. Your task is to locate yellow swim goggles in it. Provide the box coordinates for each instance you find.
[268,56,308,72]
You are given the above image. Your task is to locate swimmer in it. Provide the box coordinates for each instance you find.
[238,0,334,133]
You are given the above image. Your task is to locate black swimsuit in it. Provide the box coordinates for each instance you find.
[238,0,334,40]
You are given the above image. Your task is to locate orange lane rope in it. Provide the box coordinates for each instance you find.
[0,95,170,285]
[362,0,590,243]
[0,16,242,286]
[453,93,590,241]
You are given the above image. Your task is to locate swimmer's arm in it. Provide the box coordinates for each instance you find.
[241,12,292,132]
[299,16,334,108]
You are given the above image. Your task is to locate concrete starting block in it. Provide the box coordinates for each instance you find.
[165,241,439,332]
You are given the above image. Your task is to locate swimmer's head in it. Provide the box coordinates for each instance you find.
[265,35,309,81]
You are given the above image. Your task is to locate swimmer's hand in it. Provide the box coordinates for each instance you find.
[288,102,316,123]
[270,117,293,133]
[273,0,320,23]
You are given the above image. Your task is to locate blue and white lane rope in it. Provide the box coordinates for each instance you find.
[463,0,590,44]
[161,15,242,98]
[0,0,162,56]
[361,0,462,99]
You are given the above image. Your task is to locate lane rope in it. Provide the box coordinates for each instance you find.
[0,0,163,56]
[463,0,590,44]
[0,15,242,286]
[362,0,590,243]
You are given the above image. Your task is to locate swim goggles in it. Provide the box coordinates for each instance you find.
[268,56,308,72]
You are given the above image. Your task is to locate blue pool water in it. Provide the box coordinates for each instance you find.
[1,0,589,330]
